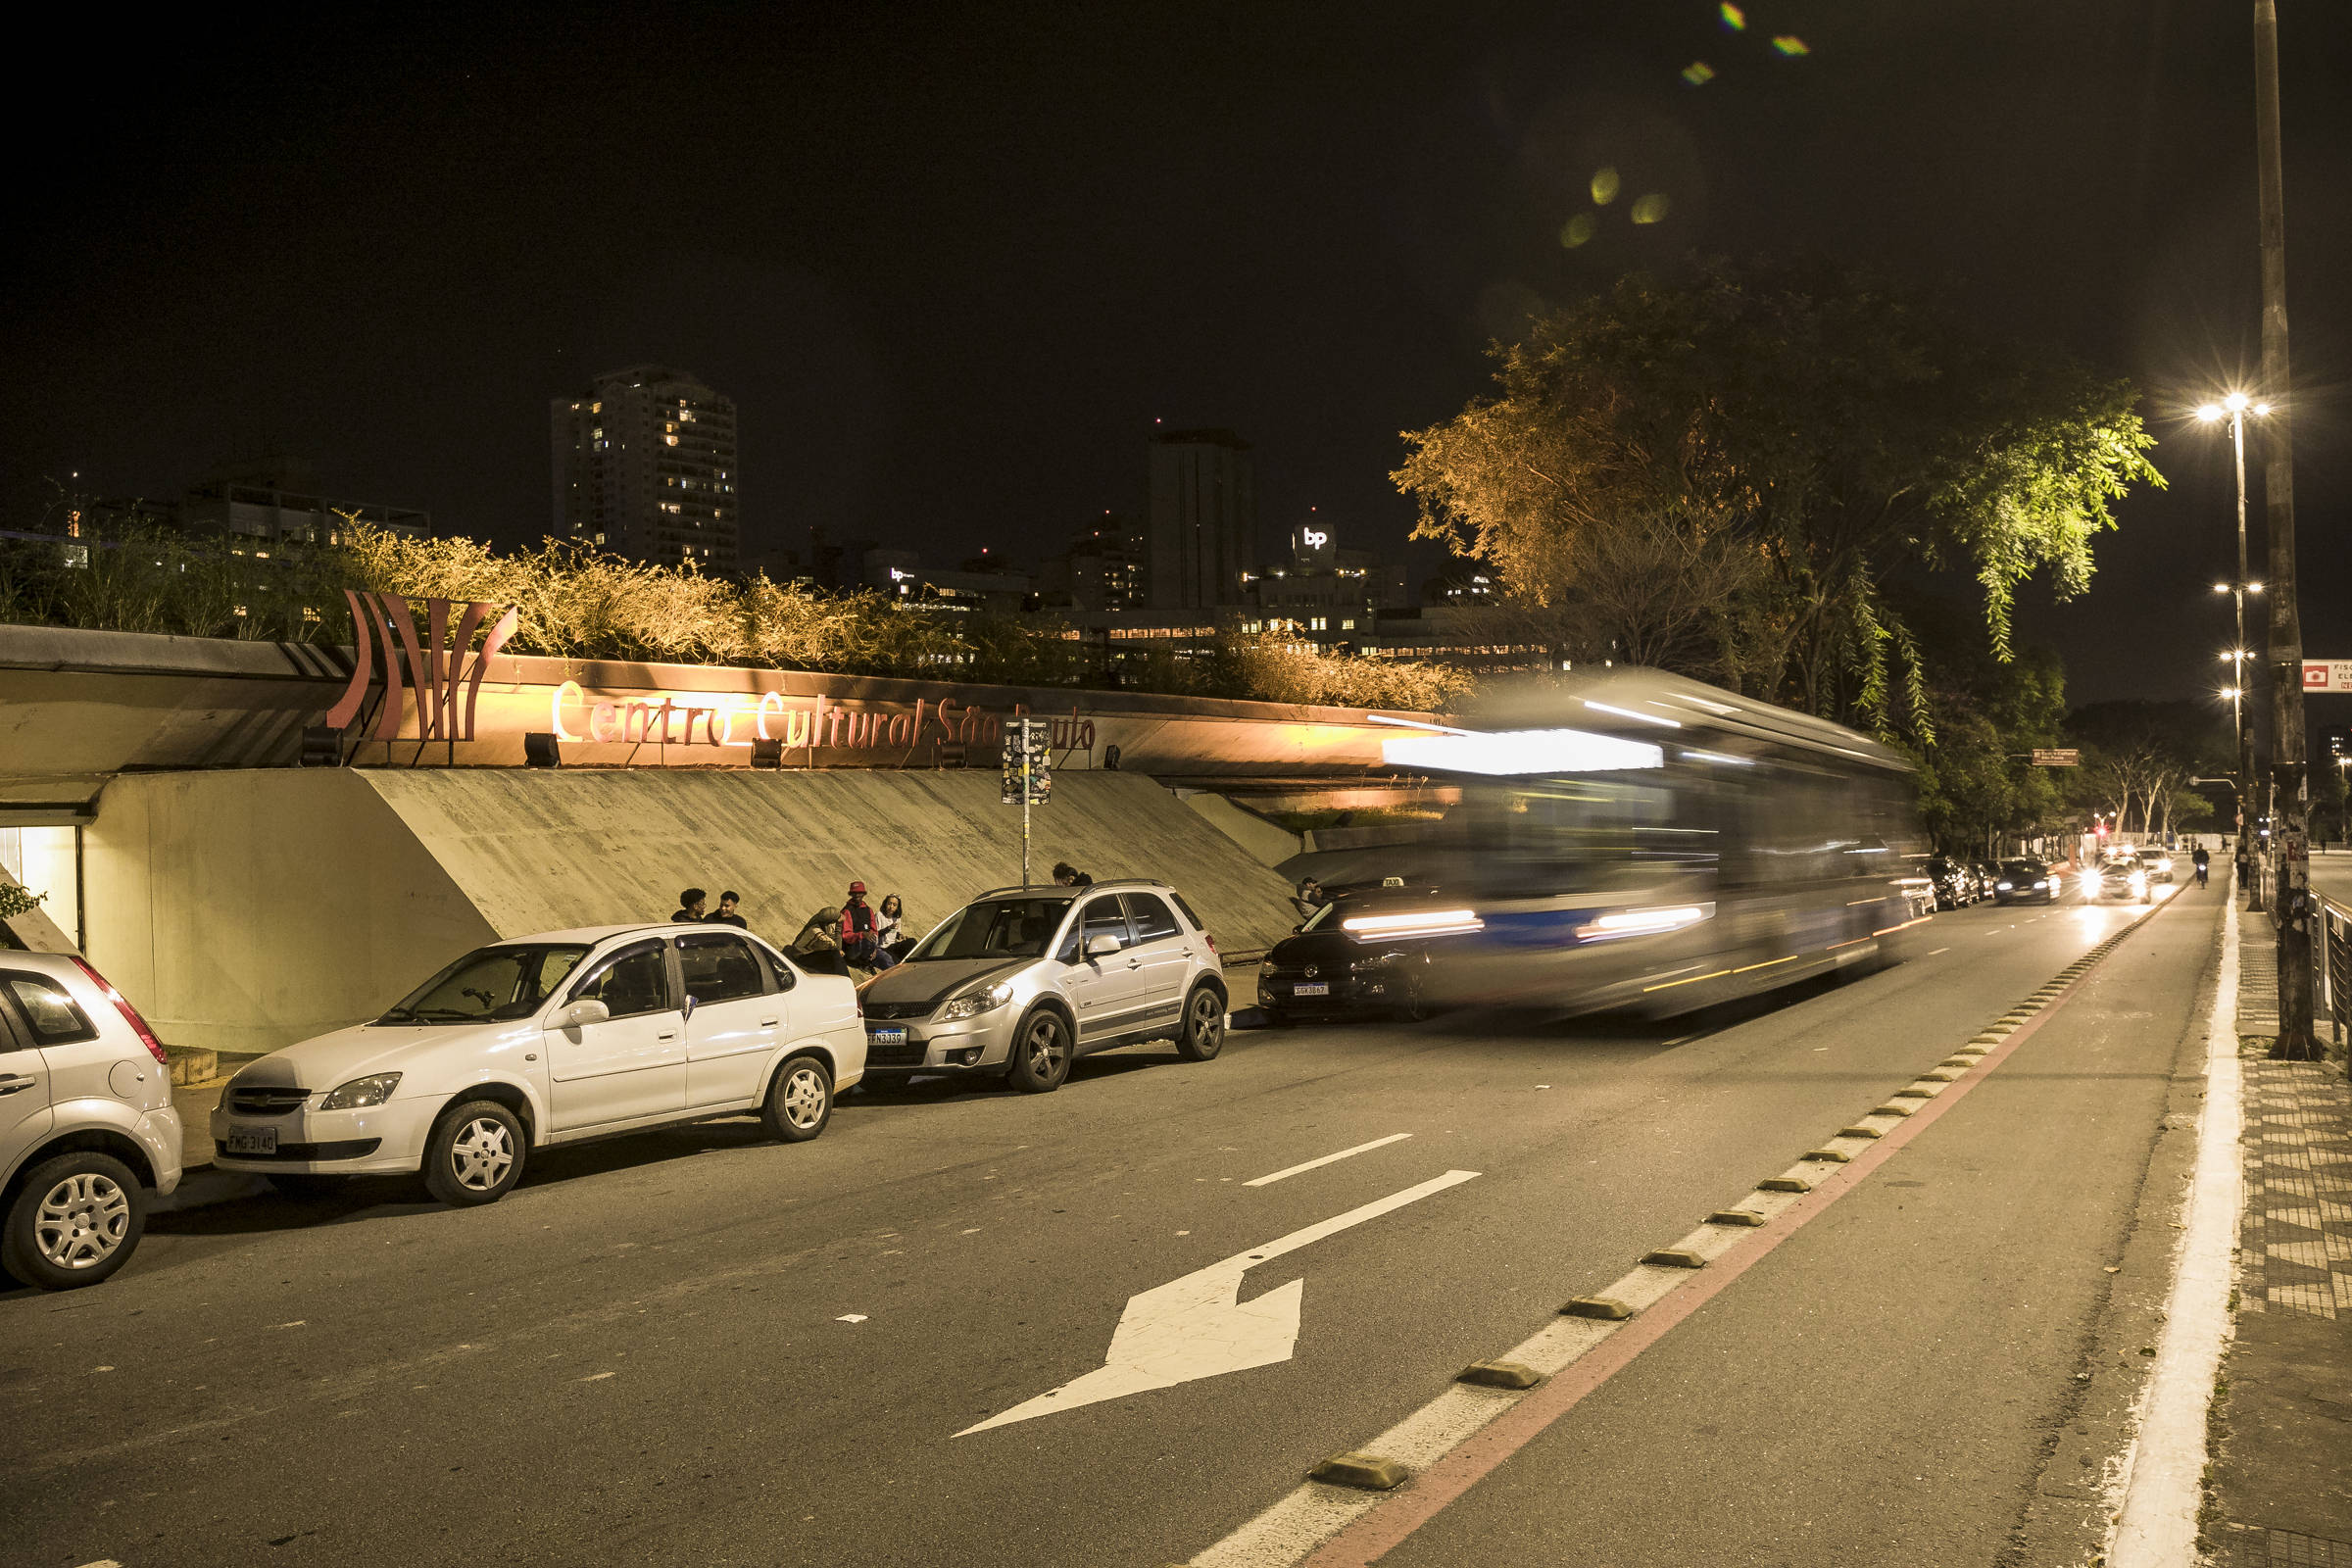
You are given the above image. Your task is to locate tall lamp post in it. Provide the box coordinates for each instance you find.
[2198,393,2270,910]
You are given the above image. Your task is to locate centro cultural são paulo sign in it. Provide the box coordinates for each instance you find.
[324,593,1099,766]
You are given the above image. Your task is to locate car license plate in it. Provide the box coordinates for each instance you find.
[227,1125,277,1156]
[868,1027,907,1045]
[1294,982,1330,998]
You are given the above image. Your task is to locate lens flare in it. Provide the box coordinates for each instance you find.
[1559,213,1596,248]
[1719,3,1747,29]
[1681,60,1716,85]
[1771,34,1810,56]
[1631,193,1671,224]
[1590,167,1620,205]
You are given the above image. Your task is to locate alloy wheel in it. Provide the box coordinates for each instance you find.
[1190,991,1224,1049]
[1026,1017,1068,1078]
[33,1172,130,1270]
[449,1116,514,1191]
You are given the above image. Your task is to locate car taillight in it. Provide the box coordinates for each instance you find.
[70,956,170,1066]
[1202,932,1218,954]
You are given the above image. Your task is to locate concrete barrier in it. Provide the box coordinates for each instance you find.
[82,767,1299,1054]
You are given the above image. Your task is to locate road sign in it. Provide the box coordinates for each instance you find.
[955,1169,1481,1436]
[2032,748,2081,766]
[2302,661,2352,693]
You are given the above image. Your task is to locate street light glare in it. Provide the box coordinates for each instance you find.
[2213,582,2230,593]
[2254,403,2273,416]
[2225,391,2250,412]
[2195,404,2224,422]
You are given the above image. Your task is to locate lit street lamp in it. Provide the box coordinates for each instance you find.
[2195,393,2271,909]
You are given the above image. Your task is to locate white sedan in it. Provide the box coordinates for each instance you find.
[212,925,865,1205]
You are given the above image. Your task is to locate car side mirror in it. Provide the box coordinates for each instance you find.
[681,995,697,1022]
[1084,933,1122,958]
[551,999,609,1030]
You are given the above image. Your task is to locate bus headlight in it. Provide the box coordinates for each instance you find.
[1577,904,1713,941]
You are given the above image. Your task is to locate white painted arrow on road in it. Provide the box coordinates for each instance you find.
[956,1168,1481,1437]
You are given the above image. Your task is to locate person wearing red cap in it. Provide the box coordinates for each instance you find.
[838,881,893,969]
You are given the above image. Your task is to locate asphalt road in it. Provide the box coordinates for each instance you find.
[0,885,2218,1568]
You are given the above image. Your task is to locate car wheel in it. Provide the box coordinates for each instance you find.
[761,1054,833,1143]
[2,1152,146,1291]
[1005,1007,1073,1093]
[422,1100,526,1207]
[1175,985,1226,1061]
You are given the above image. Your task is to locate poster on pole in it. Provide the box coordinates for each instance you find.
[1001,718,1052,806]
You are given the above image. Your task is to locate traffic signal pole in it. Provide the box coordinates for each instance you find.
[2254,0,2318,1060]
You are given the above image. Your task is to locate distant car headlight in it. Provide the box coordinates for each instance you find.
[319,1072,403,1110]
[936,983,1015,1022]
[1996,881,2013,891]
[2130,871,2146,889]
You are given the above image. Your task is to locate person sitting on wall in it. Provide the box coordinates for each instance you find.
[672,888,709,923]
[1051,861,1094,888]
[713,891,749,929]
[875,894,912,961]
[839,882,896,969]
[792,907,850,977]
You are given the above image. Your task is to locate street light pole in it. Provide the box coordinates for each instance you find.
[2254,0,2317,1060]
[2231,404,2260,912]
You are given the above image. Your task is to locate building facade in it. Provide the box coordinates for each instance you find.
[551,367,740,570]
[1147,429,1254,612]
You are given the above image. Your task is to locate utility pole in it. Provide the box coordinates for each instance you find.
[2254,0,2317,1060]
[2230,406,2260,911]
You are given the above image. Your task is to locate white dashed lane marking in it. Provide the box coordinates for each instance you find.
[1246,1134,1415,1189]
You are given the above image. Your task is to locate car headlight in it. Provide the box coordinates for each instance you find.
[319,1072,402,1110]
[1996,881,2013,891]
[936,983,1015,1022]
[2130,871,2146,888]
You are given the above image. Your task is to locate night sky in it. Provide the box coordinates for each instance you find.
[7,1,2348,707]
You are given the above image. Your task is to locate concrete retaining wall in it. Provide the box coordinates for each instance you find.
[76,768,1298,1054]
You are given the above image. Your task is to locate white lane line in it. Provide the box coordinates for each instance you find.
[2109,896,2242,1565]
[1246,1134,1414,1188]
[1928,947,1950,956]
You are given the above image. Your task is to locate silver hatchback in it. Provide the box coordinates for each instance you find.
[856,880,1228,1093]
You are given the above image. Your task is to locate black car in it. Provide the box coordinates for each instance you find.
[1924,856,1978,910]
[1255,889,1462,1022]
[1993,859,2062,904]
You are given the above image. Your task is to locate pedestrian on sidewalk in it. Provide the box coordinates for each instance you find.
[671,888,709,922]
[712,891,749,929]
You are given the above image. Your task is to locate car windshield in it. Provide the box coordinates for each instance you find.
[379,944,591,1024]
[906,898,1073,961]
[2001,862,2045,878]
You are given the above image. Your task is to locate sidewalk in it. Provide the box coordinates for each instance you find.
[2202,893,2352,1564]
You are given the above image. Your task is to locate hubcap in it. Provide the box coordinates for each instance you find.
[449,1117,514,1191]
[782,1067,828,1128]
[33,1172,129,1269]
[1027,1020,1066,1076]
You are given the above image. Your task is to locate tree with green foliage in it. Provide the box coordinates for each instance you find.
[1394,256,2163,740]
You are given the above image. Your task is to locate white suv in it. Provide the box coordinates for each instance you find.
[212,925,865,1206]
[1,955,184,1291]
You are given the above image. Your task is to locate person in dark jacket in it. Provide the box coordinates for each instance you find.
[671,888,709,922]
[713,891,749,929]
[2192,847,2210,888]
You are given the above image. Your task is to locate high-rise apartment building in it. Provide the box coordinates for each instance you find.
[1146,428,1254,611]
[551,366,739,570]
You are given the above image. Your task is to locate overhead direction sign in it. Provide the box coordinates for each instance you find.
[2032,748,2081,766]
[2302,661,2352,693]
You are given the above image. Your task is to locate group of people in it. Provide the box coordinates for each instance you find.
[789,881,913,975]
[669,882,911,976]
